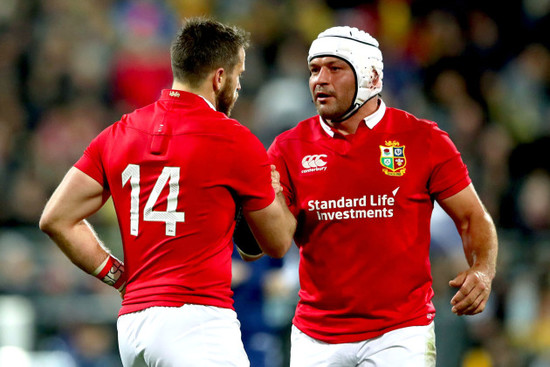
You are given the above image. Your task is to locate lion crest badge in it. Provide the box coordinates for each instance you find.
[380,140,406,176]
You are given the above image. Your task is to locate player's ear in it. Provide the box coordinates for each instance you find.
[371,68,381,89]
[212,68,225,92]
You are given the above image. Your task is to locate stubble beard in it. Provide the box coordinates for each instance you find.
[216,81,237,116]
[316,100,347,123]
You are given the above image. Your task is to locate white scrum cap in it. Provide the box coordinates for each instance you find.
[308,26,384,121]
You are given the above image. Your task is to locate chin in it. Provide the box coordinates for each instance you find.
[317,105,338,120]
[319,111,342,122]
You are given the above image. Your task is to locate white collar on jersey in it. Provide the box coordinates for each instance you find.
[319,99,387,137]
[199,95,216,111]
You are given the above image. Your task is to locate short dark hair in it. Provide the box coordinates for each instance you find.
[170,17,250,88]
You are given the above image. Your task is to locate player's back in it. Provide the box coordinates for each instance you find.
[77,90,273,315]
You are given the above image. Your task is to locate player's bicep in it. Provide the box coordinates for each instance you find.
[41,167,109,228]
[438,183,487,233]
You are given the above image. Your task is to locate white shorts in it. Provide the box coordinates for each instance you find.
[290,323,436,367]
[117,304,250,367]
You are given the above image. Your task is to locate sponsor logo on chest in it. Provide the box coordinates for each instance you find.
[307,187,400,221]
[380,140,406,176]
[301,154,328,173]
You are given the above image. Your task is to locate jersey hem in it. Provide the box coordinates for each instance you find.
[118,299,234,317]
[292,313,435,344]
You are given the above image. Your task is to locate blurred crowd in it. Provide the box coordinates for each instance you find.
[0,0,549,366]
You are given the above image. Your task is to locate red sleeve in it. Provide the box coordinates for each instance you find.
[268,137,298,216]
[231,128,275,212]
[428,125,471,201]
[74,126,110,189]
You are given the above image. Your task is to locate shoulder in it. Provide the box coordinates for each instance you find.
[272,116,319,146]
[90,121,119,145]
[122,101,159,129]
[222,116,251,133]
[383,107,450,140]
[210,117,268,157]
[385,107,439,130]
[218,116,260,144]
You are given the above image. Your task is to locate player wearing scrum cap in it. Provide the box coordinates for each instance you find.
[267,26,498,366]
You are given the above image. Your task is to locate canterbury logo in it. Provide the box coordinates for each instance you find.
[169,91,180,98]
[302,154,328,169]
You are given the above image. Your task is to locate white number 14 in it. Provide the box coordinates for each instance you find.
[122,164,186,237]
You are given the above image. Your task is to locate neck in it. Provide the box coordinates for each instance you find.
[327,96,380,135]
[172,80,216,107]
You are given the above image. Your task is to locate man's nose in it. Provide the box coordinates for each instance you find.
[315,67,330,84]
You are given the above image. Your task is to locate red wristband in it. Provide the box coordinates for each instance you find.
[93,255,127,291]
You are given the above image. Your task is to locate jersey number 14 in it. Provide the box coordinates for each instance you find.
[122,164,186,237]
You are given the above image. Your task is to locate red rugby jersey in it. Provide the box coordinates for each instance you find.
[75,90,275,316]
[268,101,471,343]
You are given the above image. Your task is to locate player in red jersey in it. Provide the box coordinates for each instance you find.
[39,18,296,367]
[267,26,498,366]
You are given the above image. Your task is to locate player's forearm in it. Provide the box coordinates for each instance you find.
[267,192,296,256]
[42,219,127,292]
[41,218,111,275]
[277,191,297,247]
[40,168,126,291]
[245,192,296,258]
[460,210,498,280]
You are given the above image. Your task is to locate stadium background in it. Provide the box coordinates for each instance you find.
[0,0,549,366]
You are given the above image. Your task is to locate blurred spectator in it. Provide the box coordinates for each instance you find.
[110,1,175,113]
[517,169,550,232]
[232,252,286,367]
[0,231,39,296]
[252,33,316,144]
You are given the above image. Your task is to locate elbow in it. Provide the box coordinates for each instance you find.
[264,237,293,259]
[269,220,296,259]
[39,210,60,237]
[267,249,286,259]
[265,250,286,259]
[39,212,52,234]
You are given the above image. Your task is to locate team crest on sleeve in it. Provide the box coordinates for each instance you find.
[379,141,406,176]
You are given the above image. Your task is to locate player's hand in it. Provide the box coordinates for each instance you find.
[271,165,283,194]
[449,268,492,316]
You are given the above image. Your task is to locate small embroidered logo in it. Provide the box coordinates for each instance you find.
[301,154,328,173]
